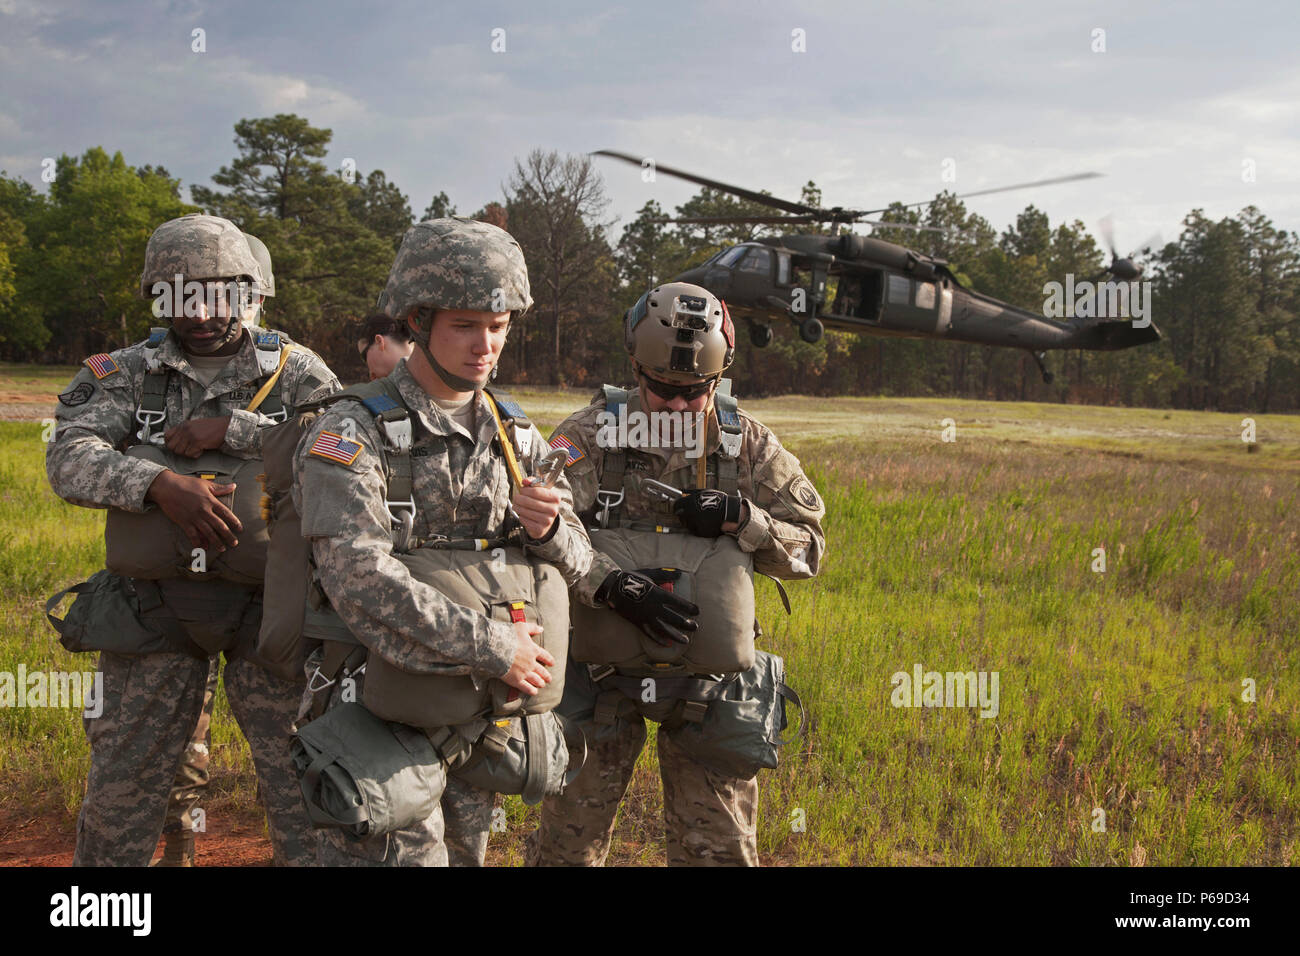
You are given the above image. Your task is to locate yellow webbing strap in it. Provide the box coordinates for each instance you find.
[245,344,296,414]
[485,393,525,491]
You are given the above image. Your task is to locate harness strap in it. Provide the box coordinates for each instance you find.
[597,672,733,703]
[245,342,295,418]
[521,712,549,805]
[309,640,367,720]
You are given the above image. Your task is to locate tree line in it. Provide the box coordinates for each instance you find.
[1,113,1295,410]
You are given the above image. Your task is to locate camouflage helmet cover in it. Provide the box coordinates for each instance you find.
[380,217,532,321]
[138,213,264,297]
[241,231,275,296]
[625,281,735,383]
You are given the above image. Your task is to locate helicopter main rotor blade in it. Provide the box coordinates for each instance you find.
[854,219,963,235]
[650,214,820,226]
[593,149,818,217]
[865,171,1105,215]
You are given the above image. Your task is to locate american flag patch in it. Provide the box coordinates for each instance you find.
[549,432,584,466]
[84,354,119,379]
[308,431,363,465]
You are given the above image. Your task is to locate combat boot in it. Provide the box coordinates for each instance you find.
[152,825,195,867]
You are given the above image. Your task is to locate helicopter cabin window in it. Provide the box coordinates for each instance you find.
[915,282,936,310]
[776,253,791,286]
[717,246,748,268]
[887,274,911,304]
[737,247,772,275]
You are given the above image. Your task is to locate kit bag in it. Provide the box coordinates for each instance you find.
[44,570,189,657]
[290,701,448,839]
[664,650,806,778]
[570,528,756,673]
[447,712,586,805]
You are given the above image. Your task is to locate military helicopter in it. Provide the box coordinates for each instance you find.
[595,150,1161,383]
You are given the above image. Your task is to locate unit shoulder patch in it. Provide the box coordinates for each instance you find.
[84,354,120,379]
[789,475,822,511]
[58,382,95,407]
[308,430,364,465]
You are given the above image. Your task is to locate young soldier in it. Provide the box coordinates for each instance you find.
[527,281,826,866]
[357,311,415,380]
[153,229,282,867]
[47,214,338,866]
[293,217,592,866]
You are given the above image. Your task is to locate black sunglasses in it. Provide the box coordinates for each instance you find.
[640,373,717,402]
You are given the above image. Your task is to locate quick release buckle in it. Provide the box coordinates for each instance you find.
[307,666,336,693]
[378,416,412,454]
[135,408,167,444]
[595,489,624,528]
[387,500,415,551]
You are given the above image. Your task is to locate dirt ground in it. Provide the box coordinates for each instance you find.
[0,805,276,867]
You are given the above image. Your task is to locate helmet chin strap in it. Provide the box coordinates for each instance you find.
[414,336,481,393]
[184,310,244,355]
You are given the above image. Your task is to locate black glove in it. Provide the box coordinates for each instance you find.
[672,489,743,538]
[597,569,700,647]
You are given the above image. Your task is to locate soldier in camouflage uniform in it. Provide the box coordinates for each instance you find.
[526,282,826,867]
[155,229,279,867]
[47,214,338,867]
[294,217,593,866]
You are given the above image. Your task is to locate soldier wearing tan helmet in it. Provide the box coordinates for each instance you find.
[292,218,592,865]
[45,213,339,866]
[526,281,826,867]
[153,227,280,867]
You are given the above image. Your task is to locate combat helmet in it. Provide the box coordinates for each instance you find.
[139,214,264,352]
[139,213,264,296]
[241,231,274,328]
[379,217,532,391]
[625,281,735,383]
[241,232,275,297]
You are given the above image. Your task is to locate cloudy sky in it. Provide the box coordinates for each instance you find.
[2,0,1296,253]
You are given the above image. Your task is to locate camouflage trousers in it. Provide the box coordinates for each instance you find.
[525,709,759,867]
[442,776,494,866]
[162,656,219,834]
[311,780,491,867]
[73,646,316,867]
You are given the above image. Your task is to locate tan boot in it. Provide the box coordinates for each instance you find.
[152,826,196,867]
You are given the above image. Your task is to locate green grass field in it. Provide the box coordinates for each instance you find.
[2,364,1297,865]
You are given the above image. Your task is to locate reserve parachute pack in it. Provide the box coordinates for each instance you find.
[104,328,296,587]
[255,378,570,730]
[571,381,758,675]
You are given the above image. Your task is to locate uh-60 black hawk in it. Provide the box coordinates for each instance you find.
[595,150,1160,384]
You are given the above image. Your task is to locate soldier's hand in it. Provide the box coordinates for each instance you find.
[146,470,242,552]
[512,478,562,540]
[502,621,554,696]
[673,489,744,537]
[164,417,231,458]
[598,569,699,647]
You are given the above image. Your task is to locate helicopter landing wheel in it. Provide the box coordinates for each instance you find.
[749,323,773,348]
[1031,350,1053,384]
[799,317,824,344]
